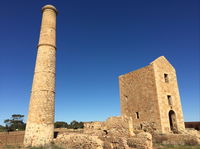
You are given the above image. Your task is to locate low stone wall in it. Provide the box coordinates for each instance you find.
[127,132,152,149]
[84,116,134,137]
[105,116,134,137]
[184,128,200,138]
[185,122,200,130]
[0,131,24,147]
[153,134,200,145]
[54,133,103,149]
[54,132,152,149]
[84,121,105,130]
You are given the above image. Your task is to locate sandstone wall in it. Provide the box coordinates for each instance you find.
[119,64,162,133]
[153,133,200,145]
[54,130,152,149]
[152,56,185,133]
[84,121,105,130]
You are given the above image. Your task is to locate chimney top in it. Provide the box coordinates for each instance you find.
[42,5,58,15]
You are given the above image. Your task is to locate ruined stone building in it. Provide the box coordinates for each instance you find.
[119,56,185,134]
[22,3,192,148]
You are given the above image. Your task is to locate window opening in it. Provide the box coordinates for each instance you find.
[164,73,169,83]
[136,112,140,119]
[167,95,172,106]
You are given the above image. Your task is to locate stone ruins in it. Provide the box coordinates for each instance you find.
[24,4,200,149]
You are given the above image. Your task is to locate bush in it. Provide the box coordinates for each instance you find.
[54,121,68,128]
[67,120,84,129]
[54,120,84,129]
[0,125,6,132]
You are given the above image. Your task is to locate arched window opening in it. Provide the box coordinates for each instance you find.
[169,110,178,133]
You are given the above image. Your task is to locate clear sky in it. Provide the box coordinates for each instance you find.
[0,0,199,125]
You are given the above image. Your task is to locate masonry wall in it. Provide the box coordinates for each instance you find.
[119,64,162,132]
[152,57,185,133]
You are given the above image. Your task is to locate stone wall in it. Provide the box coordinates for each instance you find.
[54,134,104,149]
[119,63,162,133]
[84,121,105,130]
[185,122,200,130]
[84,116,134,137]
[152,56,185,133]
[153,133,200,145]
[105,116,134,137]
[55,132,153,149]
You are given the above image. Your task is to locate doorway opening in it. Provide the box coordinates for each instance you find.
[168,110,178,133]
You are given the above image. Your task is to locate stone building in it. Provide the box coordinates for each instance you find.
[119,56,185,134]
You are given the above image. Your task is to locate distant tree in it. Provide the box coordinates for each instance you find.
[69,120,79,129]
[79,122,84,128]
[68,120,84,129]
[54,121,68,128]
[4,114,26,131]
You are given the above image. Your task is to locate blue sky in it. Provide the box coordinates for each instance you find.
[0,0,199,125]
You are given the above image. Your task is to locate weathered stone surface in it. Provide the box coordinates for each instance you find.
[105,116,134,137]
[54,128,128,149]
[54,133,104,149]
[153,133,200,145]
[84,121,105,130]
[184,128,200,138]
[127,132,152,149]
[54,132,153,149]
[119,56,185,134]
[84,116,134,137]
[75,116,153,149]
[24,5,57,147]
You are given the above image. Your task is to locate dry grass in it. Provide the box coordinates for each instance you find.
[154,144,200,149]
[28,145,64,149]
[1,144,64,149]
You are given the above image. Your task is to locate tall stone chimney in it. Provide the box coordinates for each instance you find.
[24,5,57,147]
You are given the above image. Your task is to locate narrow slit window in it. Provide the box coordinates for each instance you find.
[167,95,172,106]
[140,124,143,129]
[124,95,128,101]
[164,73,169,83]
[136,112,140,119]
